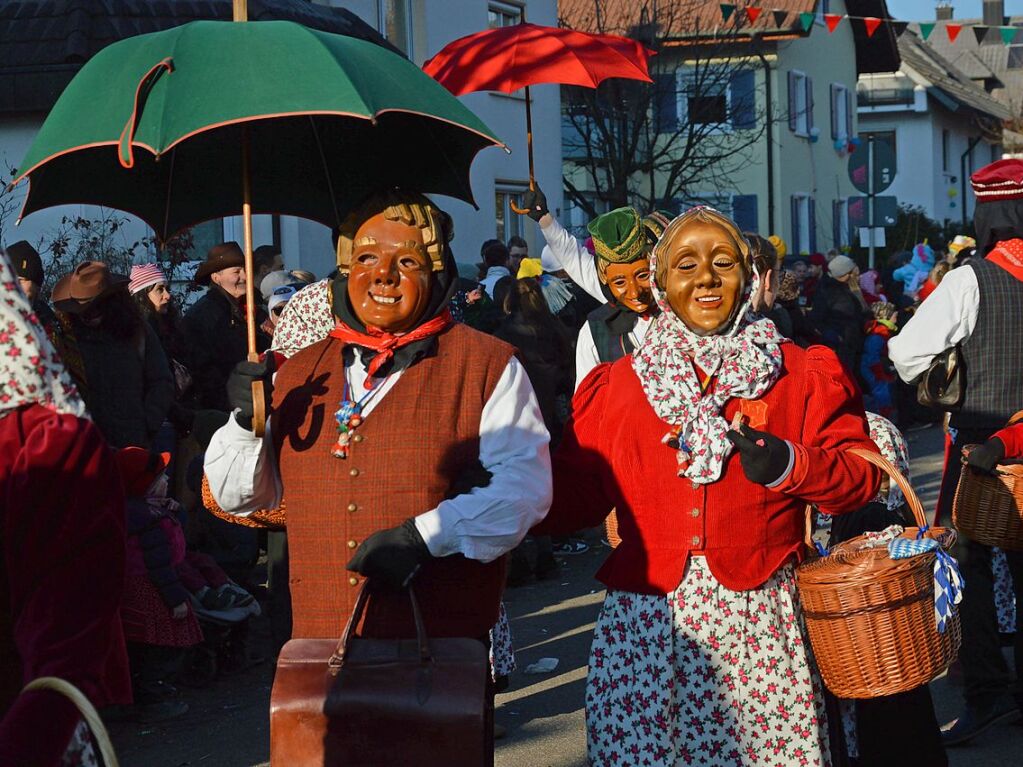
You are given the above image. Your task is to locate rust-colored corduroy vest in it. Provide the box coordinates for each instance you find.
[273,323,514,640]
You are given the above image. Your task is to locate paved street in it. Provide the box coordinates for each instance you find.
[110,425,1020,766]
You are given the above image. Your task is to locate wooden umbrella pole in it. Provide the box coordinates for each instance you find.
[232,1,247,22]
[241,128,266,436]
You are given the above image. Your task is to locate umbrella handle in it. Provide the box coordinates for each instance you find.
[510,84,535,215]
[251,374,266,439]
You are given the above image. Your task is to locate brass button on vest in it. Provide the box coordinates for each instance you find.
[690,480,699,490]
[690,507,700,518]
[691,535,701,547]
[349,468,360,477]
[347,540,357,549]
[348,576,359,586]
[353,434,364,443]
[347,503,358,512]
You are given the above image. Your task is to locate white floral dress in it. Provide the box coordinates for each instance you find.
[587,557,831,767]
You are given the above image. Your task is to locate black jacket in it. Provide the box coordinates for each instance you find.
[183,287,269,411]
[809,276,869,372]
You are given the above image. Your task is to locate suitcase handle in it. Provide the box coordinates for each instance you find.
[328,582,430,673]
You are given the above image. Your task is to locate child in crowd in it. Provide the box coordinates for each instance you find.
[117,448,201,722]
[861,301,899,420]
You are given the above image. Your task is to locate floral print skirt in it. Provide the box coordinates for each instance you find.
[586,557,831,767]
[993,547,1017,634]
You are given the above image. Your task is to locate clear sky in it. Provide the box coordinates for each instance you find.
[884,0,1023,21]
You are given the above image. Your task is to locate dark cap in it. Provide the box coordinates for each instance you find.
[7,241,43,286]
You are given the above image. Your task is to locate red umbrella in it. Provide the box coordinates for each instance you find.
[423,22,653,209]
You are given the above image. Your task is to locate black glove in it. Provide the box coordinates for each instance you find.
[520,186,549,222]
[726,424,792,486]
[967,437,1005,475]
[226,357,275,430]
[347,518,432,590]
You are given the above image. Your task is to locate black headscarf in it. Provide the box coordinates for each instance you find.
[973,197,1023,255]
[330,249,460,377]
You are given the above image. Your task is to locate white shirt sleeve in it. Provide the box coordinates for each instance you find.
[574,321,602,391]
[204,414,283,515]
[888,266,980,383]
[539,216,605,302]
[413,356,552,562]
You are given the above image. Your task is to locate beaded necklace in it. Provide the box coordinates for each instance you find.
[331,364,390,459]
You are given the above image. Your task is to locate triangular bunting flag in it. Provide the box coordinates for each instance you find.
[824,14,842,33]
[947,23,962,43]
[746,6,762,24]
[799,11,815,32]
[1001,26,1018,45]
[891,21,909,37]
[973,26,989,45]
[919,22,936,40]
[863,17,882,37]
[720,3,736,23]
[772,10,789,28]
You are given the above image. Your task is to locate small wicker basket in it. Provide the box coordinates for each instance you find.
[605,509,621,548]
[952,411,1023,551]
[796,448,960,699]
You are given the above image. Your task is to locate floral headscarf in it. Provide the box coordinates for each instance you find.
[0,248,87,419]
[866,412,910,510]
[632,208,787,484]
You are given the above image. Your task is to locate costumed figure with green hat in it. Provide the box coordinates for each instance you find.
[202,190,552,759]
[534,206,880,765]
[518,185,669,388]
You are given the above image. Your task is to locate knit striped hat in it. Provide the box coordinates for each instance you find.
[971,159,1023,202]
[129,263,167,295]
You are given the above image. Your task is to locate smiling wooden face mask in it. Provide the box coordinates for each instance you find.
[656,209,750,335]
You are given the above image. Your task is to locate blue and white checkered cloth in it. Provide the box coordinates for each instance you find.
[888,536,964,633]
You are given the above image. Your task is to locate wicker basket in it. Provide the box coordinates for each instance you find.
[952,411,1023,551]
[796,448,961,699]
[605,509,621,548]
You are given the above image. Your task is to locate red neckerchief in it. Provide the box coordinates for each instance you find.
[987,239,1023,282]
[328,309,455,387]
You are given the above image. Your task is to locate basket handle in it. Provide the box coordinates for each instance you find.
[21,677,119,767]
[803,447,926,549]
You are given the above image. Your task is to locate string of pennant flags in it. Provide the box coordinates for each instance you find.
[718,4,1022,45]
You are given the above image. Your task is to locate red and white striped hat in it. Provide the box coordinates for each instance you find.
[128,263,167,295]
[971,159,1023,202]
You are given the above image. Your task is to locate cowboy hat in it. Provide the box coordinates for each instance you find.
[51,261,128,314]
[194,242,245,285]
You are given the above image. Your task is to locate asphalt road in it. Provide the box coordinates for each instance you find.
[109,425,1020,766]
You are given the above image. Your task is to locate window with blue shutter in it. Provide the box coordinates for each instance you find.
[732,194,758,232]
[729,70,756,129]
[653,73,677,133]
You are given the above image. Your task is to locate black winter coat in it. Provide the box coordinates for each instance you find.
[809,276,870,373]
[183,287,269,411]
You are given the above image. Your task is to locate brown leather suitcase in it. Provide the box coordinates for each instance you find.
[270,583,490,766]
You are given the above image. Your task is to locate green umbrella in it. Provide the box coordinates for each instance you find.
[11,17,503,435]
[11,19,503,241]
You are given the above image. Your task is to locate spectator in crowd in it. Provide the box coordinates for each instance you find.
[858,268,886,305]
[893,242,935,298]
[51,261,174,448]
[259,268,314,303]
[507,235,529,276]
[804,253,827,300]
[252,244,284,288]
[809,254,870,373]
[183,243,270,411]
[130,264,195,434]
[116,448,200,722]
[8,240,57,331]
[860,301,898,421]
[266,285,298,331]
[479,239,512,298]
[747,233,789,336]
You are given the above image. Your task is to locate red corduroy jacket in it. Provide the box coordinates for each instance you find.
[536,343,881,594]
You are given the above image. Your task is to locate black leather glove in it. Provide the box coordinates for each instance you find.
[726,424,792,486]
[521,186,549,222]
[226,357,274,430]
[967,437,1005,475]
[347,518,432,590]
